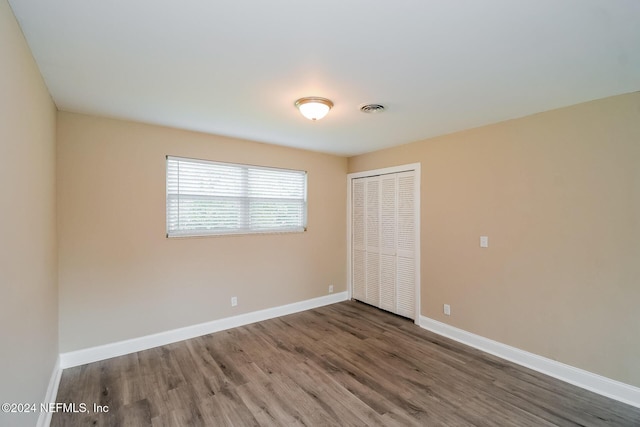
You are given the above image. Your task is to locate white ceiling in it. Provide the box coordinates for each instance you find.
[8,0,640,156]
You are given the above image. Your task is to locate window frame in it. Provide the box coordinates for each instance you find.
[166,155,308,238]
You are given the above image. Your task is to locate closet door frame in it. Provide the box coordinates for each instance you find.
[347,163,421,324]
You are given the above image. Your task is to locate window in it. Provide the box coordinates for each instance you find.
[166,156,307,237]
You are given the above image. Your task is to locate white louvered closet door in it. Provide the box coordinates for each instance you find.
[379,174,397,313]
[395,171,416,319]
[351,179,366,302]
[365,177,380,307]
[351,170,416,320]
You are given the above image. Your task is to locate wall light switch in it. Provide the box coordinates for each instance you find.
[444,304,451,316]
[480,236,489,248]
[231,296,238,307]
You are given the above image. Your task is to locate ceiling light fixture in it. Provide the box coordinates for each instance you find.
[295,97,333,121]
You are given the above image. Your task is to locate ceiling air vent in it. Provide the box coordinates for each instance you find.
[360,104,385,113]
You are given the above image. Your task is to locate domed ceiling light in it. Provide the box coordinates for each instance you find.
[294,97,333,121]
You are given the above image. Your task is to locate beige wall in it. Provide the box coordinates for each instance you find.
[0,1,58,426]
[57,112,347,352]
[349,92,640,387]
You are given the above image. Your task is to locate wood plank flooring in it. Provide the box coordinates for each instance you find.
[52,301,640,426]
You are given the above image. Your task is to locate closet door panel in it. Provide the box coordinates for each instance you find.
[396,171,416,317]
[366,252,380,306]
[397,172,415,259]
[396,255,415,318]
[352,179,366,250]
[379,175,397,311]
[365,178,380,306]
[366,178,380,250]
[380,254,396,311]
[352,179,366,301]
[353,249,366,301]
[380,175,397,254]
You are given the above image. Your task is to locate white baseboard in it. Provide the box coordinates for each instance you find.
[419,315,640,409]
[60,292,348,369]
[36,355,62,427]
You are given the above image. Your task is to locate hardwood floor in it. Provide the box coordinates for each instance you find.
[52,301,640,426]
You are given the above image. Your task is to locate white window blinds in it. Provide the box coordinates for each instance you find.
[166,156,307,237]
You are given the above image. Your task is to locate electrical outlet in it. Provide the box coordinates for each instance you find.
[329,285,334,293]
[231,296,238,307]
[444,304,451,316]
